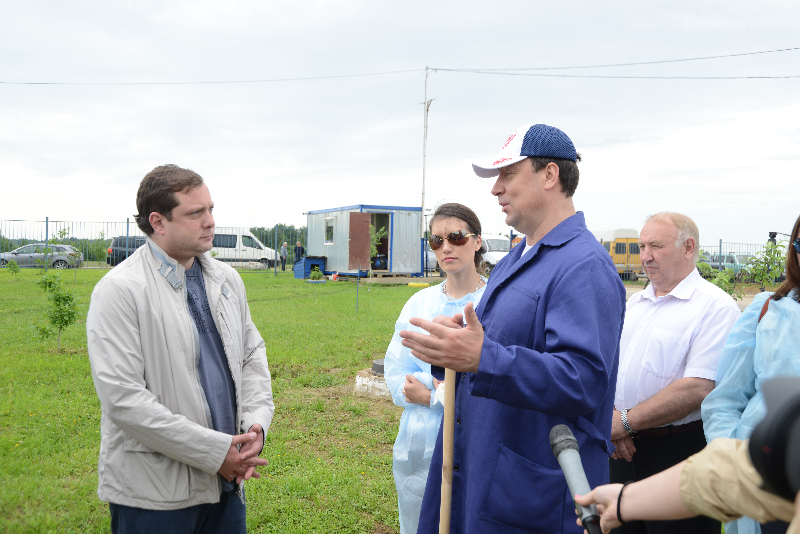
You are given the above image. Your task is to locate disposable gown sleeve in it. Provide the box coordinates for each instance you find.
[701,292,769,441]
[471,256,624,416]
[384,290,437,410]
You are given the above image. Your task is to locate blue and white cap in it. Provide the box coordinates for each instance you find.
[472,124,578,178]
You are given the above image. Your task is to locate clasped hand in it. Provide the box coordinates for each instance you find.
[217,424,269,484]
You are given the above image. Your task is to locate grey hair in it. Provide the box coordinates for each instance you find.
[644,212,700,263]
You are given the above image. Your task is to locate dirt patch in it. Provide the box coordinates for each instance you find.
[373,522,398,534]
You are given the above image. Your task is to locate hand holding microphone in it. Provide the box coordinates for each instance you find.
[549,425,602,534]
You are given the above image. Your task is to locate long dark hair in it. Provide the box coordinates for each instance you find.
[429,203,485,272]
[772,213,800,302]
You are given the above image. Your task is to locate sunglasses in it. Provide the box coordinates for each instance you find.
[793,238,800,255]
[429,231,477,251]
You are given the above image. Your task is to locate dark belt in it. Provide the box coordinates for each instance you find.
[634,419,703,438]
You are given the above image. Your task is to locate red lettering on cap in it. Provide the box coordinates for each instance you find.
[492,157,512,165]
[502,133,517,149]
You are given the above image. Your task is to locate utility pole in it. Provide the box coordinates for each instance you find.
[421,66,436,239]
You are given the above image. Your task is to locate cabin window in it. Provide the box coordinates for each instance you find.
[325,218,335,244]
[629,243,640,254]
[615,242,627,254]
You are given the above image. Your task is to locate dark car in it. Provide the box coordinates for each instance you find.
[107,236,147,266]
[0,243,83,269]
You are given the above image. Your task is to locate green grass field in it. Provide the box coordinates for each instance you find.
[0,268,420,533]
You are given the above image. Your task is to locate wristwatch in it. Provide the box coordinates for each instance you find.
[621,409,637,436]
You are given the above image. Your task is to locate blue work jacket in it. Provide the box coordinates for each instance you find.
[417,212,626,534]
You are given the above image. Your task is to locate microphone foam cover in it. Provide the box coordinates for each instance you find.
[550,424,579,457]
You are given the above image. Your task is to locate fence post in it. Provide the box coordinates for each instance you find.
[45,216,49,272]
[126,218,130,263]
[719,239,722,265]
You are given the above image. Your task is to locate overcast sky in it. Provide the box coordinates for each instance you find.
[1,0,798,247]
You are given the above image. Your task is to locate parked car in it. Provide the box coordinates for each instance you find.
[482,234,512,274]
[708,253,755,276]
[0,243,83,269]
[424,241,439,273]
[107,236,147,266]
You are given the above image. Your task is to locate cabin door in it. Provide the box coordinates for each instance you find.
[348,212,371,271]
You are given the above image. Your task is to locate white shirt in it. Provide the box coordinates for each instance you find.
[614,268,741,426]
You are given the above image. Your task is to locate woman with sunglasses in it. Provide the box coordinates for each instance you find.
[384,203,488,534]
[701,214,800,534]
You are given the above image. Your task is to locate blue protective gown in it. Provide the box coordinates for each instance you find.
[385,280,487,534]
[702,290,800,534]
[417,212,626,534]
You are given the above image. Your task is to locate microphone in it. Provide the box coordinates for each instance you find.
[550,424,602,534]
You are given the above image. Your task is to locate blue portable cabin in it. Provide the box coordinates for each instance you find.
[306,204,423,277]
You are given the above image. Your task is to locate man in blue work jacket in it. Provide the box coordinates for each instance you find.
[400,124,626,533]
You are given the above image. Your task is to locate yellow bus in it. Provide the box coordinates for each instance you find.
[591,228,643,281]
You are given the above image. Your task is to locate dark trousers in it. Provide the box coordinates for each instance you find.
[762,521,791,534]
[280,257,286,271]
[109,489,245,534]
[609,426,719,534]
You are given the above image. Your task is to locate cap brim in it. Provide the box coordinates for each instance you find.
[472,155,528,178]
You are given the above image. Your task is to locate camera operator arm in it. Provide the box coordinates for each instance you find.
[575,462,692,533]
[680,438,795,525]
[576,438,797,534]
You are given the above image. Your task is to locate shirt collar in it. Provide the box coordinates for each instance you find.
[522,211,587,250]
[638,267,702,302]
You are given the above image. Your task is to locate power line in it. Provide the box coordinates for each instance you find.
[435,47,800,71]
[0,68,423,86]
[435,69,800,80]
[1,47,798,85]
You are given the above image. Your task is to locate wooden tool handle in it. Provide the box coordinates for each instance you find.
[439,367,456,534]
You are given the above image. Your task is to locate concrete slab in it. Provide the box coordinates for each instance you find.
[353,369,391,400]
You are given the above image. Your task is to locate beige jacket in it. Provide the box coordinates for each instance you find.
[87,238,274,510]
[680,438,796,533]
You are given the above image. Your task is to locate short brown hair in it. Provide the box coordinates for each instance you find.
[134,164,204,235]
[529,155,581,197]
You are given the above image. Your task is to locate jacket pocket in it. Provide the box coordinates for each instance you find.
[488,287,539,347]
[479,444,566,530]
[123,437,190,503]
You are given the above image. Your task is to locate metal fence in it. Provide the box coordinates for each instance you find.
[701,241,767,259]
[700,240,788,278]
[0,219,307,273]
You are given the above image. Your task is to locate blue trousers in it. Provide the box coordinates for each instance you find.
[109,490,246,534]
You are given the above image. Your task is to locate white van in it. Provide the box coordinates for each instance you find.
[211,228,279,268]
[482,234,512,274]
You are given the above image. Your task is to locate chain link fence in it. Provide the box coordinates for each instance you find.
[0,219,306,274]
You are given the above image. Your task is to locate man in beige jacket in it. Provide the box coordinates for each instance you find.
[87,164,274,534]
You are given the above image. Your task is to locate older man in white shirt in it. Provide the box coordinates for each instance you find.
[609,212,740,534]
